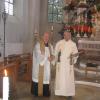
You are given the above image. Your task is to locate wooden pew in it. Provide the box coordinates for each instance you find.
[17,53,32,82]
[6,53,32,82]
[4,53,32,81]
[0,53,32,97]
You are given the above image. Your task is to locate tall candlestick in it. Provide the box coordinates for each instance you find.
[3,70,9,100]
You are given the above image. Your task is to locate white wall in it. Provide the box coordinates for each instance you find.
[0,0,26,42]
[0,0,42,54]
[0,0,64,57]
[39,0,63,45]
[6,0,30,43]
[0,0,31,60]
[22,0,41,53]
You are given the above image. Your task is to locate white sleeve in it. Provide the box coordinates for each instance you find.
[55,42,60,63]
[50,45,55,66]
[72,43,78,64]
[34,43,46,66]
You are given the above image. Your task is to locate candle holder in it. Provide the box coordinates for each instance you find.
[51,25,54,32]
[2,10,8,65]
[50,25,54,44]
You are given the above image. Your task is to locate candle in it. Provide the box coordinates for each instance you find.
[51,25,54,31]
[3,70,9,100]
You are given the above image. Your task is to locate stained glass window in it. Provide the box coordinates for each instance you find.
[48,0,63,23]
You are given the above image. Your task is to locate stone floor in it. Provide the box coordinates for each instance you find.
[13,81,100,100]
[75,64,100,83]
[12,65,100,100]
[75,70,100,83]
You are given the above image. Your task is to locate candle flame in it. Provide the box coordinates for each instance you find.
[4,69,7,76]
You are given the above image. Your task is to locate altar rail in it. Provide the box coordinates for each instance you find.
[78,40,100,51]
[78,40,100,64]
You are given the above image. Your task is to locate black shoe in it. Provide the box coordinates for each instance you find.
[67,96,73,100]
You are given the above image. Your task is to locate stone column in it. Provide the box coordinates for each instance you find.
[39,0,48,35]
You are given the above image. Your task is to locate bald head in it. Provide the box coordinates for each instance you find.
[64,31,71,41]
[43,32,50,43]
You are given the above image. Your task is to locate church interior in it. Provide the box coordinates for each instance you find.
[0,0,100,100]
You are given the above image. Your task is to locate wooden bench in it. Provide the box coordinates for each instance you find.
[0,53,32,97]
[4,53,32,82]
[17,53,32,81]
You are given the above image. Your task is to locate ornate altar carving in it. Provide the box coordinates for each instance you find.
[78,39,100,64]
[77,39,100,81]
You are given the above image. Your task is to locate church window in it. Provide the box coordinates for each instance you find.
[48,0,63,23]
[5,0,14,15]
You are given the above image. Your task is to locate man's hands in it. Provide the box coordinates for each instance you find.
[48,55,55,62]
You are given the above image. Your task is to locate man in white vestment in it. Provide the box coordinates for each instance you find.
[31,32,54,96]
[55,30,78,100]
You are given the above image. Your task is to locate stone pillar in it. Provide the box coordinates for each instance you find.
[39,0,48,34]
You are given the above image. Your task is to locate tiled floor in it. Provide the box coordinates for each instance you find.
[14,81,100,100]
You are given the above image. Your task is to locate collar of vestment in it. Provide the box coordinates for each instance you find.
[64,39,71,43]
[39,39,51,55]
[44,43,48,47]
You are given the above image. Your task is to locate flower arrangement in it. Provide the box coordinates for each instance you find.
[59,0,97,38]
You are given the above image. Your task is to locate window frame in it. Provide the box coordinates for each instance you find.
[5,0,14,16]
[48,0,63,23]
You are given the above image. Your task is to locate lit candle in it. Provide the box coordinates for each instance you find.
[3,70,9,100]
